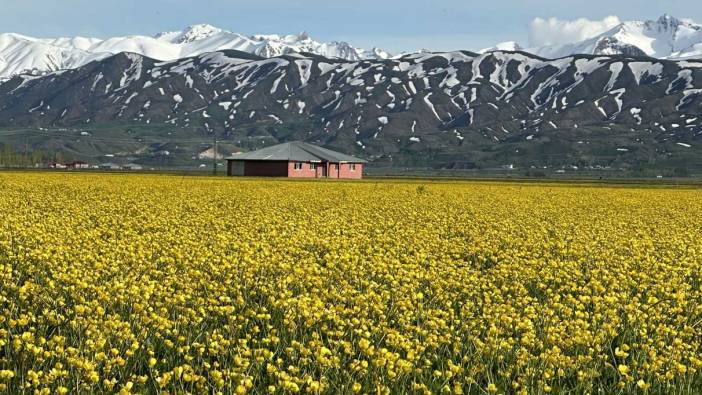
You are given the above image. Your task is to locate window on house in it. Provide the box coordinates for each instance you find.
[310,163,317,170]
[350,163,356,171]
[293,162,303,170]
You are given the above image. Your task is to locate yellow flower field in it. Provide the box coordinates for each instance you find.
[1,172,701,394]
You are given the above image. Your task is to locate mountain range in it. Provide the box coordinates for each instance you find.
[1,47,700,171]
[0,15,701,174]
[3,14,701,83]
[0,24,390,81]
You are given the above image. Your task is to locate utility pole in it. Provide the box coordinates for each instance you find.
[212,133,218,176]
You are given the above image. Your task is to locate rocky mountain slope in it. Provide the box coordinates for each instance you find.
[0,25,390,80]
[0,49,700,171]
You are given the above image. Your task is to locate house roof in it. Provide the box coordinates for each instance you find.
[226,141,367,163]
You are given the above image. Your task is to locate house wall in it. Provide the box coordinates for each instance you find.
[288,162,363,179]
[228,161,245,176]
[338,163,363,179]
[243,161,289,177]
[287,161,320,178]
[328,163,340,178]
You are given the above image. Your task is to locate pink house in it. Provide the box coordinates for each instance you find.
[226,141,366,179]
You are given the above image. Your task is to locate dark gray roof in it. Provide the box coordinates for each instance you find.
[226,141,367,163]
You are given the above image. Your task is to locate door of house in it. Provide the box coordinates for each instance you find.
[320,165,327,178]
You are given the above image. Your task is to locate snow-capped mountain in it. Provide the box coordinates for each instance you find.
[1,15,701,170]
[0,24,390,80]
[478,41,523,54]
[3,15,700,83]
[1,48,700,169]
[525,14,702,59]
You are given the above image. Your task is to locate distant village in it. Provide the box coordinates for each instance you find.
[46,161,144,171]
[0,145,148,171]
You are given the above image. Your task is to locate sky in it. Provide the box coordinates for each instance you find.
[2,0,702,53]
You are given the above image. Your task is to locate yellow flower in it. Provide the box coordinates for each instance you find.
[637,379,650,391]
[614,347,629,358]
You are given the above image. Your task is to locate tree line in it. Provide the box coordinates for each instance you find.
[0,145,71,168]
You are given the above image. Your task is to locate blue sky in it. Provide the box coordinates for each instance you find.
[3,0,701,53]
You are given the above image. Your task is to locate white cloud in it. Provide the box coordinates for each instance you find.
[528,16,621,47]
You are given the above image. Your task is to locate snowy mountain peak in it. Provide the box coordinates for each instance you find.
[0,26,392,80]
[174,24,223,43]
[525,14,702,60]
[250,31,315,45]
[655,14,682,29]
[479,41,523,54]
[369,47,392,59]
[297,31,311,41]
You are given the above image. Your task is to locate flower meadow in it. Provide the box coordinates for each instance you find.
[1,173,701,394]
